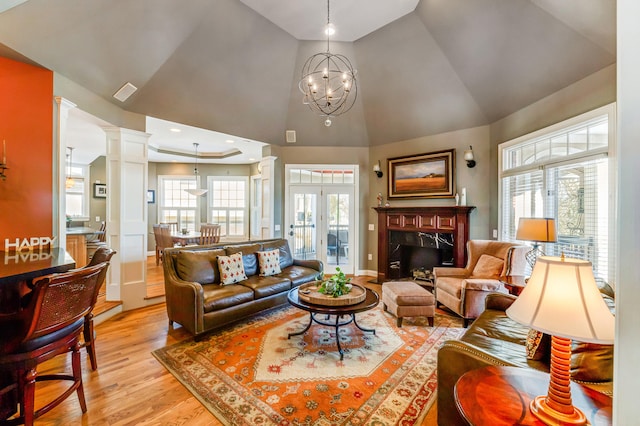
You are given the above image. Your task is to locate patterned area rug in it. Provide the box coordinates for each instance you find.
[153,304,464,425]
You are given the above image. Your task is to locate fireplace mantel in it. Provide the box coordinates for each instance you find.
[373,206,475,283]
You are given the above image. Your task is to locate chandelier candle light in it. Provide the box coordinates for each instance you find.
[299,0,358,127]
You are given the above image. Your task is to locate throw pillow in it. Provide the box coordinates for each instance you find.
[470,254,504,279]
[217,252,247,285]
[257,249,282,277]
[525,329,550,361]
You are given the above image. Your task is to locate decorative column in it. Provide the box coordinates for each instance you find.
[259,156,277,238]
[53,97,77,250]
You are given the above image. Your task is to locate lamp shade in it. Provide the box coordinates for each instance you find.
[515,217,557,243]
[506,256,614,344]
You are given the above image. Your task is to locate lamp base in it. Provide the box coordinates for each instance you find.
[530,395,587,425]
[525,243,546,269]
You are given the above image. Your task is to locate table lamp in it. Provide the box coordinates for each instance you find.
[506,256,614,425]
[516,217,557,268]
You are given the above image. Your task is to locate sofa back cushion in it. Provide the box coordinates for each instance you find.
[176,249,225,284]
[261,239,294,269]
[225,243,261,276]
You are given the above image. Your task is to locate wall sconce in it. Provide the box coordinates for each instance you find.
[464,145,476,168]
[373,160,383,178]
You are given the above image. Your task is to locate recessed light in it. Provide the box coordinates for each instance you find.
[170,128,181,133]
[225,139,235,144]
[248,158,255,162]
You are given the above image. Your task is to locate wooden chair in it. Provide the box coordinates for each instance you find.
[160,222,179,234]
[78,247,116,371]
[0,262,109,425]
[199,224,221,245]
[153,224,174,265]
[86,221,107,262]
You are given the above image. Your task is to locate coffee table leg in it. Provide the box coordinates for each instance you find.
[335,315,345,361]
[353,314,376,335]
[288,312,313,339]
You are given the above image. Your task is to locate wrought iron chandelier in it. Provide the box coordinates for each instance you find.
[298,0,358,127]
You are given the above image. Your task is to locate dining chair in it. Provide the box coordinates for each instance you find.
[78,247,116,370]
[160,222,179,234]
[0,262,109,425]
[86,221,107,263]
[153,224,174,265]
[199,223,221,245]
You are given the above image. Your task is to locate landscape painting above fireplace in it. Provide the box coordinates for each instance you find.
[388,149,455,199]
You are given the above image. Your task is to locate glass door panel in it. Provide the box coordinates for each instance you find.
[325,187,353,273]
[289,187,319,261]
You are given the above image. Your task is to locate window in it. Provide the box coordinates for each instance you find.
[207,176,249,239]
[65,164,90,220]
[158,176,199,231]
[499,104,616,284]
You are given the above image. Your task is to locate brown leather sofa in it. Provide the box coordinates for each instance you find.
[162,238,323,337]
[433,240,528,327]
[437,287,615,426]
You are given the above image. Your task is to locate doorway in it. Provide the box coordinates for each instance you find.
[285,166,358,275]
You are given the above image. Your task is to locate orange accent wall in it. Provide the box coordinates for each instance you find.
[0,57,54,246]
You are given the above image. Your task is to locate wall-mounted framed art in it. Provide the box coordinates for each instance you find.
[147,189,155,204]
[93,183,107,198]
[388,149,455,199]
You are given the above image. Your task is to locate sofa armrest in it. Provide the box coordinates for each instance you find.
[163,255,206,335]
[293,258,324,277]
[485,292,517,311]
[462,278,505,292]
[433,266,468,278]
[437,340,516,426]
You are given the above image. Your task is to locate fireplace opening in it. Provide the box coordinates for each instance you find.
[388,231,454,280]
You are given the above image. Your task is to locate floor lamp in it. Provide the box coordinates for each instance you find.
[515,217,557,269]
[506,256,614,425]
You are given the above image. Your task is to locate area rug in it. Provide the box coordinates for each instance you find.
[153,305,464,425]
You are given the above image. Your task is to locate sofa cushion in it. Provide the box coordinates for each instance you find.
[276,265,320,287]
[176,249,225,284]
[470,254,504,279]
[202,283,254,313]
[261,239,294,269]
[240,275,291,299]
[257,249,282,276]
[225,243,261,276]
[218,252,248,285]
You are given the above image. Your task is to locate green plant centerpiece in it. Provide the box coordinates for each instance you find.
[318,267,352,298]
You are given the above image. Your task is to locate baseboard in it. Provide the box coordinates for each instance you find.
[356,269,377,277]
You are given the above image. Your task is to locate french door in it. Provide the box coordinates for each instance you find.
[285,166,358,275]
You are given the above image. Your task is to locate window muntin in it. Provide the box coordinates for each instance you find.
[158,176,198,232]
[65,165,89,219]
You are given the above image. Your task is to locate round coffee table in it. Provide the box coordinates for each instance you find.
[287,285,379,360]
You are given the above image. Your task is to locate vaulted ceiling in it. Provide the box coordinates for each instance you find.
[0,0,615,149]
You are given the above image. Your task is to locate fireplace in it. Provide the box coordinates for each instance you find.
[374,206,475,283]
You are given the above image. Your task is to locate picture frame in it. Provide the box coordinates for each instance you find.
[93,183,107,198]
[147,189,155,204]
[388,149,455,199]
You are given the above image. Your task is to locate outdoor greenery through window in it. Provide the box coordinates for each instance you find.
[207,177,248,239]
[158,176,198,232]
[499,104,615,284]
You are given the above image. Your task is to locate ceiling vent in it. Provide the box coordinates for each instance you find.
[286,130,296,143]
[113,82,138,102]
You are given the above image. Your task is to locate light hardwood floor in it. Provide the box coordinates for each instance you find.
[29,262,438,425]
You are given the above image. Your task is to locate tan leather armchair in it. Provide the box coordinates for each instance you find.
[433,240,528,327]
